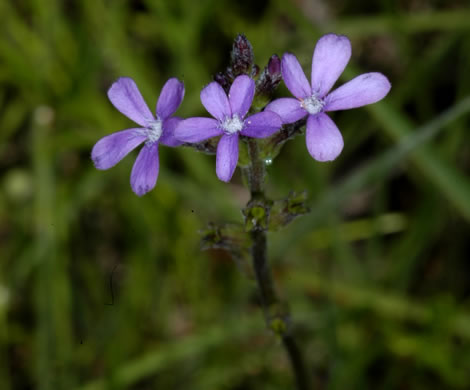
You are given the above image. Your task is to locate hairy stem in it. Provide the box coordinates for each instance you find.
[246,137,310,390]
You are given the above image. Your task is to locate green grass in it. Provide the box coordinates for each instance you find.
[1,0,470,389]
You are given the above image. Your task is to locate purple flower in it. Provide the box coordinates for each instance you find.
[174,75,282,182]
[266,33,391,162]
[91,77,184,196]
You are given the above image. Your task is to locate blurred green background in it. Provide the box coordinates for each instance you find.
[2,0,470,389]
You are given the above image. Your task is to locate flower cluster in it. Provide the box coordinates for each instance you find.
[92,34,391,196]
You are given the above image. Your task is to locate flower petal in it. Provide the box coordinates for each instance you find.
[241,112,282,138]
[306,113,344,162]
[324,72,391,111]
[265,97,307,124]
[107,77,154,127]
[174,117,222,143]
[156,78,185,120]
[228,75,255,118]
[200,81,231,121]
[159,117,184,147]
[311,33,351,98]
[216,134,239,182]
[130,142,159,196]
[91,129,146,170]
[281,53,311,99]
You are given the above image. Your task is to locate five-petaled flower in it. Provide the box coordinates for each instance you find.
[174,75,282,182]
[91,77,184,196]
[265,33,391,162]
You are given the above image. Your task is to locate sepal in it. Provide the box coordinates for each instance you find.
[269,191,310,232]
[200,222,253,277]
[243,198,272,232]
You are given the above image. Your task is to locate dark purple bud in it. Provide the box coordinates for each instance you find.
[230,34,254,76]
[255,54,282,96]
[214,72,225,85]
[267,55,281,77]
[214,72,231,93]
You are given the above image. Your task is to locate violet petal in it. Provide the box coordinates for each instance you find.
[281,53,311,99]
[156,78,185,120]
[311,34,351,98]
[306,113,344,162]
[200,81,231,121]
[265,97,307,124]
[228,75,255,118]
[241,112,282,138]
[91,129,146,170]
[107,77,154,127]
[174,117,223,143]
[160,117,184,147]
[130,142,159,196]
[216,134,239,182]
[324,72,391,111]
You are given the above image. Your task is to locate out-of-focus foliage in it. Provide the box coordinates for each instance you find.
[1,0,470,389]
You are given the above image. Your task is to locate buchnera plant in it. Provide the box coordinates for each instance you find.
[91,33,391,389]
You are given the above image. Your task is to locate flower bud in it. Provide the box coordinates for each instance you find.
[214,72,231,93]
[267,55,281,77]
[230,34,254,76]
[255,54,282,96]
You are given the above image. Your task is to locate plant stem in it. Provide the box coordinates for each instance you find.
[246,137,265,196]
[245,138,310,390]
[282,335,310,390]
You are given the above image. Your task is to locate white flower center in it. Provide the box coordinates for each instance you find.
[301,95,324,115]
[146,119,163,143]
[221,114,244,134]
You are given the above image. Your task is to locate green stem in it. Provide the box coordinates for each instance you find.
[245,138,310,390]
[246,138,265,196]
